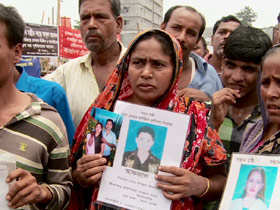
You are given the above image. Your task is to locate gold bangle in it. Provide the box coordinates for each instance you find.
[198,177,210,198]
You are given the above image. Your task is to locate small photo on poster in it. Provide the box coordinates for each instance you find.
[84,107,123,166]
[122,120,167,174]
[230,164,278,210]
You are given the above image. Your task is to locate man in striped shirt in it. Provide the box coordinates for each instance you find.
[0,4,72,210]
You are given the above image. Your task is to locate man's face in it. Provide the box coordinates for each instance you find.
[211,21,240,57]
[106,121,113,131]
[192,38,207,57]
[136,132,154,151]
[79,0,122,53]
[0,22,21,85]
[161,8,202,58]
[221,58,259,98]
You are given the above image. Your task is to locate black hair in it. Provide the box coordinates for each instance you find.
[201,37,207,52]
[0,3,25,47]
[106,119,114,125]
[137,126,155,140]
[163,5,205,39]
[277,13,280,23]
[224,26,272,64]
[212,15,241,35]
[79,0,120,18]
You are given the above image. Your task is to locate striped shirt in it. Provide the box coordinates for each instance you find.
[0,94,72,210]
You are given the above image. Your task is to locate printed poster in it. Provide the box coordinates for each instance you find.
[219,153,280,210]
[97,101,190,210]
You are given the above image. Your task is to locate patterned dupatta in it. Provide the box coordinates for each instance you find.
[70,29,226,210]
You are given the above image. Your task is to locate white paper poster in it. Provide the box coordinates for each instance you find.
[219,153,280,210]
[97,101,190,210]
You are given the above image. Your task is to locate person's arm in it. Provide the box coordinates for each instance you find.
[102,135,116,148]
[6,169,53,209]
[52,84,75,146]
[44,65,65,87]
[101,143,105,155]
[210,88,240,130]
[155,165,226,201]
[177,88,211,101]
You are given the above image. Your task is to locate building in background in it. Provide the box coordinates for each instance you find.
[120,0,163,47]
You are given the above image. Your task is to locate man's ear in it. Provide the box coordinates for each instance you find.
[116,16,123,35]
[12,43,23,64]
[160,22,166,30]
[196,37,201,44]
[210,35,214,46]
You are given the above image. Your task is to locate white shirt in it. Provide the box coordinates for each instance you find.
[45,42,126,128]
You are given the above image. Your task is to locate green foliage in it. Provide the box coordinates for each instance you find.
[236,6,258,26]
[73,20,80,30]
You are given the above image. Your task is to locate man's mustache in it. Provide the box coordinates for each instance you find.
[86,30,102,40]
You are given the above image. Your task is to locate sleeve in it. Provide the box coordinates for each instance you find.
[201,118,227,167]
[112,133,117,145]
[44,65,66,88]
[37,111,73,210]
[52,84,75,146]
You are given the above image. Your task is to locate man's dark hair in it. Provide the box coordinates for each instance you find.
[224,26,272,64]
[106,119,114,125]
[79,0,120,18]
[200,37,207,52]
[212,15,241,35]
[0,4,25,47]
[137,126,155,141]
[163,5,206,39]
[277,13,280,23]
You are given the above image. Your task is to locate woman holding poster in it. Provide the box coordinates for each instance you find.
[70,29,227,210]
[241,45,280,154]
[230,167,267,210]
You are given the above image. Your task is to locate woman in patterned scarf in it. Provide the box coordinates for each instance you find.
[241,44,280,154]
[70,29,227,210]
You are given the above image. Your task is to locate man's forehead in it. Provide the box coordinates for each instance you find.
[224,58,259,68]
[169,8,202,24]
[217,21,240,31]
[80,0,112,14]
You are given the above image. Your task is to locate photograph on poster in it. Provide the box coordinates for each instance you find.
[122,120,167,174]
[84,107,123,166]
[229,164,278,210]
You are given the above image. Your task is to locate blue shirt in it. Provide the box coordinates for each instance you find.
[16,67,75,145]
[188,52,223,98]
[102,129,117,156]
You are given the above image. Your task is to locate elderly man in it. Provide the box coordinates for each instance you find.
[161,5,222,101]
[0,4,72,209]
[45,0,126,128]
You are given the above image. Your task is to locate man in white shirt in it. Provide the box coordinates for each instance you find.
[45,0,126,128]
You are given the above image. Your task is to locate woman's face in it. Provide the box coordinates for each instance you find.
[261,52,280,124]
[95,124,102,133]
[245,171,264,198]
[128,37,174,106]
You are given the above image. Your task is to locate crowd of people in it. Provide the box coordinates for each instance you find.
[0,0,280,209]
